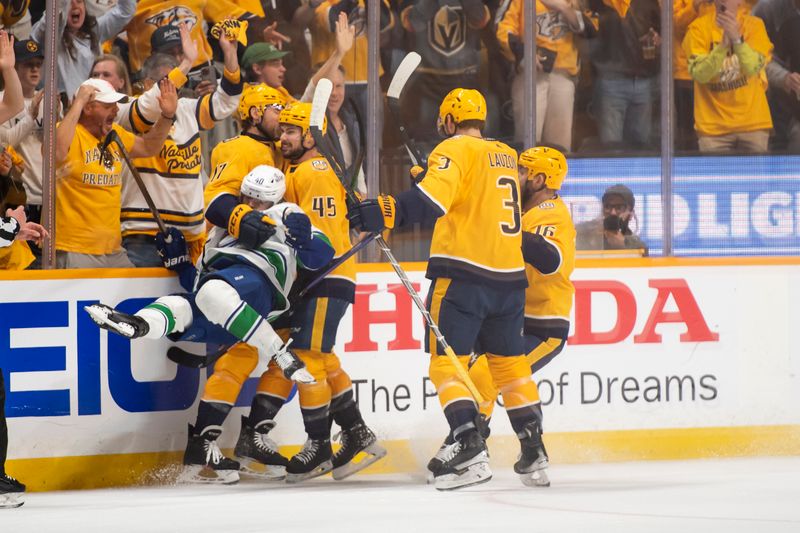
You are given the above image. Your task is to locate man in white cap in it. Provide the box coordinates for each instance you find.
[53,77,178,269]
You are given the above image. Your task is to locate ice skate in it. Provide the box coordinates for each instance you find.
[272,340,315,384]
[433,430,492,491]
[84,303,150,339]
[514,421,550,487]
[234,416,289,481]
[179,424,240,485]
[285,437,333,483]
[0,474,25,509]
[426,437,457,484]
[331,422,387,480]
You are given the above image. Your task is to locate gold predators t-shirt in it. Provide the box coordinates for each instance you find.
[56,123,136,255]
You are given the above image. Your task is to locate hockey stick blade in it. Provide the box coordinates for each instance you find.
[387,52,421,100]
[386,53,425,167]
[167,343,232,368]
[310,78,333,130]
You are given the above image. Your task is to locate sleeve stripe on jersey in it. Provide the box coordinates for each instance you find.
[414,182,448,215]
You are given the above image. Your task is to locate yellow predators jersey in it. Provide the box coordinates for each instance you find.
[284,155,355,299]
[204,133,282,210]
[522,196,575,333]
[416,135,526,287]
[56,123,136,255]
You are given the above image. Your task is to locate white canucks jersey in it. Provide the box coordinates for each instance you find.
[198,202,325,318]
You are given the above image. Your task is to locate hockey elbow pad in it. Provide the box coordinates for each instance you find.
[229,204,277,248]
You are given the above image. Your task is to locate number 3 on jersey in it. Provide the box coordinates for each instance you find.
[312,196,336,217]
[497,176,521,234]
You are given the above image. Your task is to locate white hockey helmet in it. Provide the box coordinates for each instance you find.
[240,165,286,204]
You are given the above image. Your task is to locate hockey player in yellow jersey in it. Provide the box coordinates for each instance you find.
[428,146,576,487]
[247,102,386,483]
[349,89,545,490]
[205,83,285,210]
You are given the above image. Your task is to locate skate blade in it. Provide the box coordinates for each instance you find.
[177,465,239,485]
[0,493,24,509]
[285,460,333,484]
[84,305,135,338]
[238,459,287,481]
[435,461,493,491]
[520,467,550,487]
[332,443,387,481]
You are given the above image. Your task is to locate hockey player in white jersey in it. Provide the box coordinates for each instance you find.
[85,165,335,484]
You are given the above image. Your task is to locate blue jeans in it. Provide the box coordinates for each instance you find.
[594,75,656,148]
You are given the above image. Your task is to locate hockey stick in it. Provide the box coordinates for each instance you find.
[101,129,169,236]
[297,230,377,299]
[386,52,425,167]
[310,79,484,404]
[166,233,379,368]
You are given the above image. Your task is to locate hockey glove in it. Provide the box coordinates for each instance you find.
[284,211,312,249]
[409,165,427,183]
[155,227,191,271]
[347,195,396,233]
[229,203,277,249]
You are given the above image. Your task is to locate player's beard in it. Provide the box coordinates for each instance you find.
[256,122,279,142]
[521,180,545,206]
[281,142,306,161]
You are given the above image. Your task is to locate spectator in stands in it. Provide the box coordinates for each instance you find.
[30,0,136,99]
[148,24,216,98]
[90,53,132,95]
[242,42,296,103]
[124,0,255,78]
[119,23,244,267]
[398,0,489,142]
[0,39,44,234]
[308,0,393,122]
[673,0,715,152]
[753,0,800,152]
[683,0,773,153]
[53,78,177,269]
[575,184,647,253]
[588,0,661,150]
[0,145,43,269]
[497,0,598,151]
[257,1,315,96]
[770,10,800,152]
[299,12,364,194]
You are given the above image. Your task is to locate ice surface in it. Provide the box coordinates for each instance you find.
[3,457,799,533]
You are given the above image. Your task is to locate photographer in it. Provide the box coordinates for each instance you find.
[576,184,647,253]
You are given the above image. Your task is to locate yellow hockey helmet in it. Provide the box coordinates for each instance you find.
[438,88,487,125]
[238,83,286,121]
[279,102,327,135]
[518,146,568,190]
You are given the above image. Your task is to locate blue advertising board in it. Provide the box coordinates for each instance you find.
[562,155,800,256]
